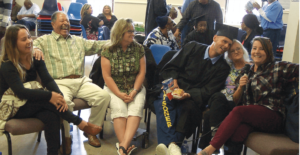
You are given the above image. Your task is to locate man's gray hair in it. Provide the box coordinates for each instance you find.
[51,11,69,23]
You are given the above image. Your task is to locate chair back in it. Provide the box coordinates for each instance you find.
[76,0,88,5]
[39,0,58,16]
[81,25,87,39]
[67,2,83,20]
[57,2,62,11]
[149,44,171,64]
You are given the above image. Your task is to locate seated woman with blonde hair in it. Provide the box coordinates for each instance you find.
[81,4,104,40]
[0,24,102,155]
[101,19,146,155]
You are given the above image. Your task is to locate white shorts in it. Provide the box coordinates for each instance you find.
[104,86,146,120]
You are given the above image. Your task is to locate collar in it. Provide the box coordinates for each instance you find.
[197,0,211,5]
[250,62,273,73]
[51,31,72,40]
[204,46,222,64]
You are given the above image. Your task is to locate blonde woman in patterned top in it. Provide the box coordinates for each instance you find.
[101,18,146,155]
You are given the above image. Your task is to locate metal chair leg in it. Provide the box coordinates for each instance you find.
[61,123,66,155]
[77,110,81,117]
[4,131,12,155]
[146,109,151,133]
[144,107,148,123]
[99,110,106,139]
[37,131,42,142]
[243,145,248,155]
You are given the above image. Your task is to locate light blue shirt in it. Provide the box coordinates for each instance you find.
[204,46,222,64]
[17,3,40,23]
[260,1,283,30]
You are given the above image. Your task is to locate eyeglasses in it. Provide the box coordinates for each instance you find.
[127,30,135,34]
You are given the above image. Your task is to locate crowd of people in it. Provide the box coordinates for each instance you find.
[0,0,297,155]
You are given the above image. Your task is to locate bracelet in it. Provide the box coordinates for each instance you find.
[133,88,139,92]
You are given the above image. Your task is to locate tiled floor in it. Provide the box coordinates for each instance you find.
[0,55,258,155]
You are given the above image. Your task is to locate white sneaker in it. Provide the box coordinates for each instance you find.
[168,143,182,155]
[156,143,170,155]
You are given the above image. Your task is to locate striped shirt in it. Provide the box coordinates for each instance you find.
[0,0,12,27]
[33,31,107,79]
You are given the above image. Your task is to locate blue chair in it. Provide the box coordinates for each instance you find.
[67,3,83,21]
[76,0,88,5]
[39,0,58,15]
[81,25,87,39]
[149,44,171,64]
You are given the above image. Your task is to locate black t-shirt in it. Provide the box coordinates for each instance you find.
[0,58,62,102]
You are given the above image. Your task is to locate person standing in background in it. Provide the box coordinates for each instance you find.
[145,0,168,37]
[180,0,194,43]
[11,0,21,22]
[252,0,283,58]
[0,0,12,39]
[175,0,223,42]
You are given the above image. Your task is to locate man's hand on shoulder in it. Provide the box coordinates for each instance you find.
[33,48,44,60]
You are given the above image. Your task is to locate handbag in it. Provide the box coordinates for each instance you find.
[0,81,44,121]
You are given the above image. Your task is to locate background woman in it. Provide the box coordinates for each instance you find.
[97,5,118,30]
[80,4,104,40]
[143,16,178,50]
[0,25,101,155]
[199,36,299,155]
[199,39,250,153]
[101,19,146,155]
[240,14,263,55]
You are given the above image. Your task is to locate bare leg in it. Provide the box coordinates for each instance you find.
[119,116,140,154]
[114,117,127,143]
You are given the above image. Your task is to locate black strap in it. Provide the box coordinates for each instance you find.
[119,146,127,155]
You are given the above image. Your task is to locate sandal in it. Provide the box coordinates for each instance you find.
[116,142,119,150]
[118,146,127,155]
[127,145,137,155]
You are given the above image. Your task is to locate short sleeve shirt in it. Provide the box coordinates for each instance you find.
[102,41,145,94]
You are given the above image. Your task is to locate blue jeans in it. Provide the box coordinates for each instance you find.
[15,19,36,31]
[262,28,281,58]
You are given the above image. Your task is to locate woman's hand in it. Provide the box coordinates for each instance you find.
[118,92,132,103]
[99,20,104,26]
[33,48,44,61]
[128,90,138,100]
[49,92,68,112]
[239,74,249,88]
[174,29,180,38]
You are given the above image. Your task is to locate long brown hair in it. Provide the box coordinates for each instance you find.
[0,24,33,81]
[252,36,274,64]
[80,4,91,19]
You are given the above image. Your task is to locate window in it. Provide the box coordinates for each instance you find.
[225,0,262,25]
[71,0,113,16]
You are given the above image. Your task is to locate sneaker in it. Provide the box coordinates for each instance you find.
[156,143,170,155]
[168,143,182,155]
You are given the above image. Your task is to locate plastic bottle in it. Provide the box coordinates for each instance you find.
[181,140,189,155]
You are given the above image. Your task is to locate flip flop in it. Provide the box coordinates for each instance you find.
[119,146,127,155]
[127,145,137,155]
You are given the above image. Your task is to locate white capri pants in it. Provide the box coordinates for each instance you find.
[104,86,146,120]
